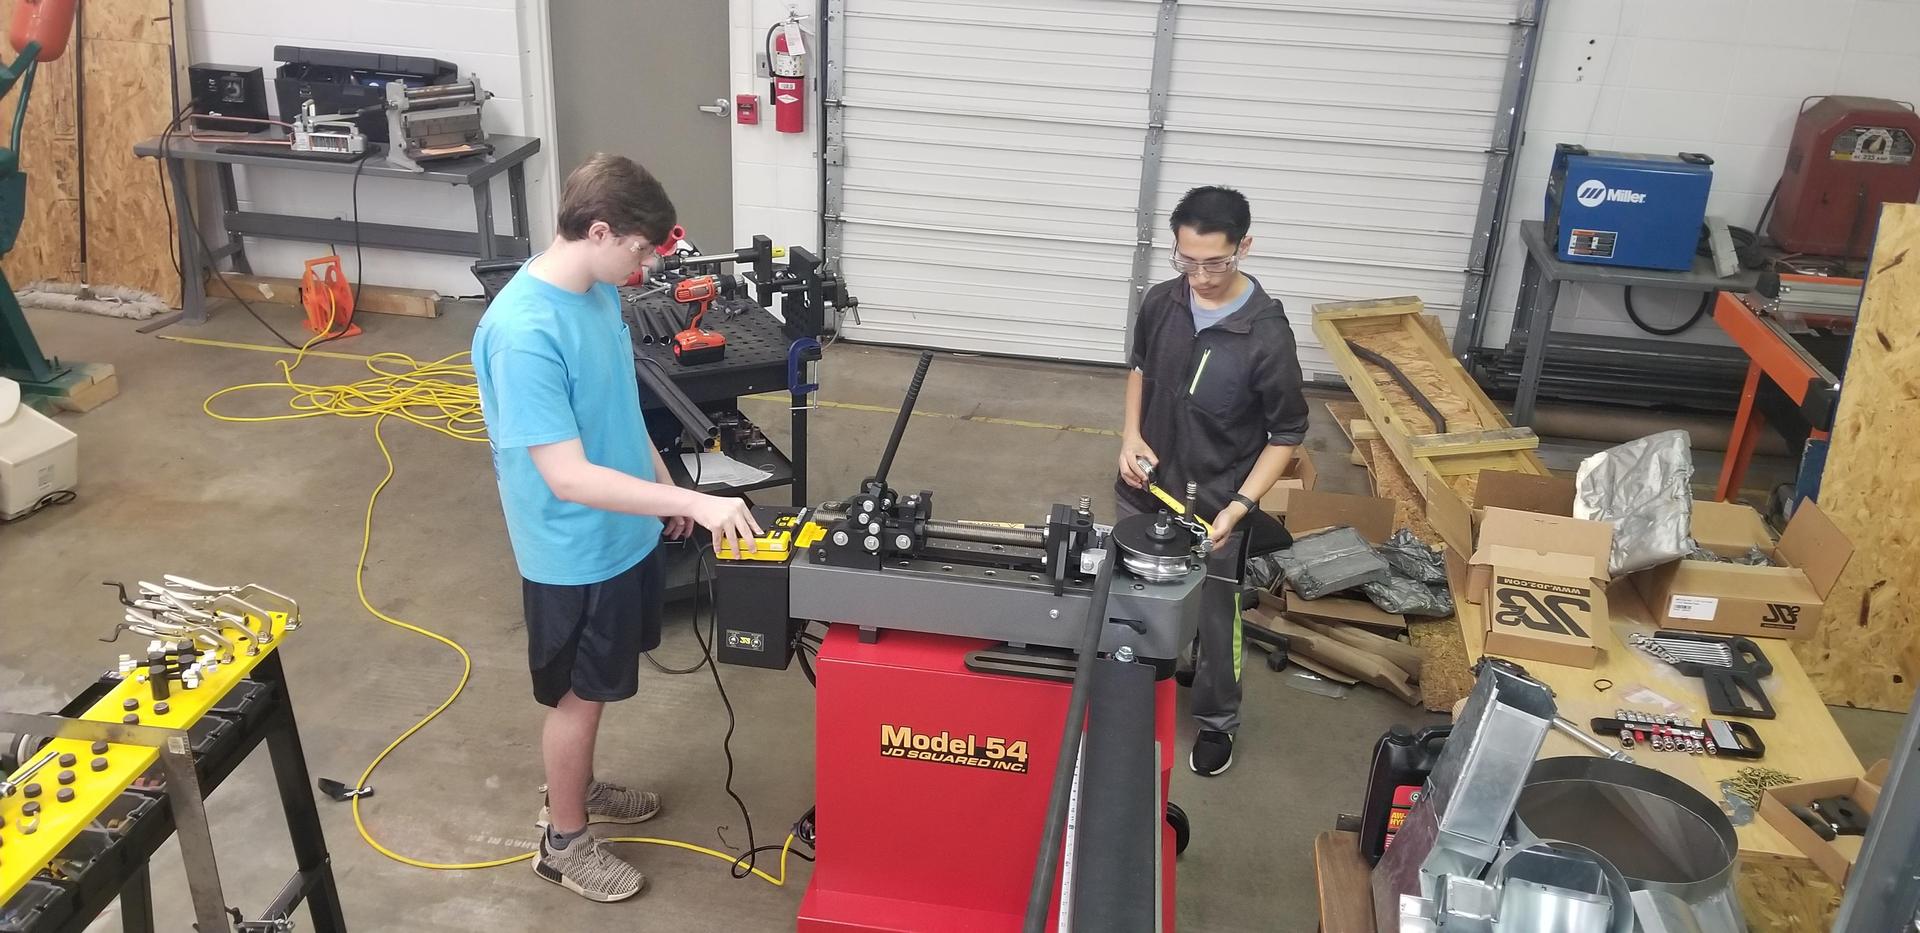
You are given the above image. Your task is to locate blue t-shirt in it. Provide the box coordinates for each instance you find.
[473,267,662,585]
[1189,280,1253,332]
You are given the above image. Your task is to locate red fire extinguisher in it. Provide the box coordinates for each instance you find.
[769,17,807,134]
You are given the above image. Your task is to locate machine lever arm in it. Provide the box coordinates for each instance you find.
[871,350,933,488]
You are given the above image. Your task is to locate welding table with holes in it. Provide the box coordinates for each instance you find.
[0,650,345,933]
[472,266,813,601]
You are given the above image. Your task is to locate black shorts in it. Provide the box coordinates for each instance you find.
[523,552,664,707]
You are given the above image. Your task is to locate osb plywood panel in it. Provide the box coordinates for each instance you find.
[1737,857,1842,933]
[1365,437,1472,714]
[0,0,181,304]
[1793,202,1920,712]
[1345,323,1488,435]
[82,33,178,304]
[0,0,81,285]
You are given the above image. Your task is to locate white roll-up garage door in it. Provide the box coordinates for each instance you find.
[830,0,1526,373]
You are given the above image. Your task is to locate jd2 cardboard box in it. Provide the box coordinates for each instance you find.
[1467,506,1614,668]
[1633,498,1853,640]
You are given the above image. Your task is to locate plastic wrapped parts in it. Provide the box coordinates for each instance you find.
[1274,526,1391,599]
[1574,429,1696,576]
[1362,575,1455,617]
[1378,529,1448,584]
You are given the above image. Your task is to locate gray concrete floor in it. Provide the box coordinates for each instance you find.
[1,301,1902,931]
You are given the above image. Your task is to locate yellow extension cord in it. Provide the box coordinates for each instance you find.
[199,306,800,885]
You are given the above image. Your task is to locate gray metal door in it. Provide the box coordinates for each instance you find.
[549,1,733,248]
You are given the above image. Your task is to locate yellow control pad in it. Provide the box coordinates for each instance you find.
[715,510,819,562]
[0,610,293,903]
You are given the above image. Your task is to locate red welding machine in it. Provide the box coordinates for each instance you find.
[800,627,1179,932]
[1771,96,1920,259]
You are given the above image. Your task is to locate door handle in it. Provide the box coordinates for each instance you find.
[698,97,731,117]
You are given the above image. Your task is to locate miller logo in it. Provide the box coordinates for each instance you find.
[1492,578,1592,638]
[1576,178,1648,208]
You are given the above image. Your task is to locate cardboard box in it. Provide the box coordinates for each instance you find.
[1632,499,1854,640]
[1426,469,1577,559]
[1759,776,1880,884]
[1468,507,1614,669]
[1258,448,1319,514]
[1266,488,1407,632]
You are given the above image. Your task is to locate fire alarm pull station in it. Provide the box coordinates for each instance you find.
[736,93,759,126]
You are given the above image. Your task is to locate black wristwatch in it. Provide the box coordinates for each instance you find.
[1229,493,1258,514]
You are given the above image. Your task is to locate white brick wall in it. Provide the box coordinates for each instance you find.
[1481,0,1920,349]
[186,0,555,298]
[727,0,822,252]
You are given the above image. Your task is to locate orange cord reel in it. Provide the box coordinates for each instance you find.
[301,256,360,339]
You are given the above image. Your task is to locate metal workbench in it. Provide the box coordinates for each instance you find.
[1498,220,1763,425]
[132,134,542,329]
[469,266,808,503]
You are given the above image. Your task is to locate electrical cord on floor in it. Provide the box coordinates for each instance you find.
[198,304,801,885]
[0,490,77,522]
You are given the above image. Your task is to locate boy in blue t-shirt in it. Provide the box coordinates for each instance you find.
[473,153,761,903]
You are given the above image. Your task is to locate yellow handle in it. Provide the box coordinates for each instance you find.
[1146,482,1212,534]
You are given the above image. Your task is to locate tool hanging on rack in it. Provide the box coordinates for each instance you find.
[1629,630,1777,719]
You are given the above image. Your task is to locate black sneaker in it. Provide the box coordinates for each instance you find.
[1190,730,1233,776]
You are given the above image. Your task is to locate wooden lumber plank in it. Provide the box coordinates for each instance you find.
[19,361,117,412]
[1297,617,1422,682]
[1350,420,1381,442]
[1792,202,1920,712]
[1314,299,1546,506]
[1407,427,1538,457]
[1254,608,1419,704]
[208,272,442,319]
[1314,830,1375,933]
[80,0,181,305]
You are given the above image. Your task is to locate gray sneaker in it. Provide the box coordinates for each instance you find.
[533,832,646,902]
[537,780,663,828]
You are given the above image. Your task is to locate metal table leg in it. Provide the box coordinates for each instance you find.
[217,163,252,275]
[507,164,530,257]
[1511,254,1560,426]
[118,863,155,933]
[473,180,498,261]
[1715,361,1766,502]
[259,652,349,933]
[138,158,208,332]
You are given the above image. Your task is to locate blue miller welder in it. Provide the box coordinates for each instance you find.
[1546,144,1715,271]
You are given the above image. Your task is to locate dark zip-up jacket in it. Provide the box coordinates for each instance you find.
[1115,274,1310,522]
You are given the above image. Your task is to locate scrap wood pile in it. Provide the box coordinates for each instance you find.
[1244,527,1442,705]
[1300,296,1556,712]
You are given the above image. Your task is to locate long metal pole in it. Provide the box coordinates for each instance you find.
[1023,549,1116,931]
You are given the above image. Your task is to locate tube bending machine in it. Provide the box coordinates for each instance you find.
[0,578,344,933]
[715,354,1207,931]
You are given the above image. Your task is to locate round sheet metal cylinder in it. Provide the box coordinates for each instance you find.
[1514,757,1743,926]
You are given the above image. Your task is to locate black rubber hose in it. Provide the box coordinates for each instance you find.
[1345,339,1447,433]
[873,351,934,486]
[1022,549,1117,932]
[1623,286,1712,337]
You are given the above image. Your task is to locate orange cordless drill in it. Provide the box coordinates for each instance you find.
[670,274,727,364]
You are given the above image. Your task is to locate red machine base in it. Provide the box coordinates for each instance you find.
[800,626,1177,932]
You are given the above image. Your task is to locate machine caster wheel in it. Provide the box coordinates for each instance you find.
[1166,801,1190,855]
[1265,650,1288,672]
